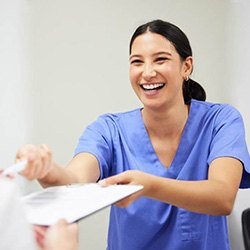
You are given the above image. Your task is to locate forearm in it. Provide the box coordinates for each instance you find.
[39,153,100,188]
[147,175,236,215]
[102,158,242,214]
[38,162,78,188]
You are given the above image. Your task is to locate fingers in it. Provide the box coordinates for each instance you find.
[99,170,143,186]
[55,219,79,239]
[99,171,132,186]
[43,219,79,250]
[16,144,53,180]
[99,170,144,207]
[16,144,35,162]
[37,144,53,179]
[115,192,142,207]
[33,225,48,249]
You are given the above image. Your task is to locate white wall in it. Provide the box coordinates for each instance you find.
[2,0,249,249]
[0,0,33,189]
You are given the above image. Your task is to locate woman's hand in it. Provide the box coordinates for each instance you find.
[99,170,154,207]
[15,144,53,180]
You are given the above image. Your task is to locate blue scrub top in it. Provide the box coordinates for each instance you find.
[75,99,250,250]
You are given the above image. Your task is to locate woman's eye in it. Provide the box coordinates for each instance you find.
[130,59,143,65]
[156,57,168,63]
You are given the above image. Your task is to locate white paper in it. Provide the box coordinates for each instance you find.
[2,160,27,176]
[21,183,143,226]
[0,180,36,250]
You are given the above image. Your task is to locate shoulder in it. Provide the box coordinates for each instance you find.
[97,109,141,124]
[88,108,141,131]
[191,99,242,122]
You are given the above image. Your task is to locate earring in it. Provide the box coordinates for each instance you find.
[185,75,189,81]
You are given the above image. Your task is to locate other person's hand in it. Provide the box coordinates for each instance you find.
[43,219,79,250]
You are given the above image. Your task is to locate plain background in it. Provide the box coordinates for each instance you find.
[1,0,250,249]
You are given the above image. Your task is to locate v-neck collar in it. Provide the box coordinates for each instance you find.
[136,100,195,178]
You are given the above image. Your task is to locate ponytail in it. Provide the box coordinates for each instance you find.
[183,78,206,104]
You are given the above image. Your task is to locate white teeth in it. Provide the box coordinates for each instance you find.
[142,83,164,90]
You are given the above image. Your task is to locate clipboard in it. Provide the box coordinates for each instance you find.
[21,183,143,226]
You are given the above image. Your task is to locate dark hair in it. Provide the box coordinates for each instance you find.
[129,19,206,104]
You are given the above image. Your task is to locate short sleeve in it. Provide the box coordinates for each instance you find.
[74,116,113,179]
[207,105,250,188]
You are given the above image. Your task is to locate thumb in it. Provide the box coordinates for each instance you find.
[99,172,129,186]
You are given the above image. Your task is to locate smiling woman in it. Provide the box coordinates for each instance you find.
[16,19,250,250]
[129,20,206,106]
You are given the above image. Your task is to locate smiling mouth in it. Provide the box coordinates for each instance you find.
[140,83,165,91]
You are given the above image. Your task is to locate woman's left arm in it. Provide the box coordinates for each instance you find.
[100,157,243,215]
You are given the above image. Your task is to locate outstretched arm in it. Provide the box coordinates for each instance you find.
[100,157,243,215]
[16,144,100,187]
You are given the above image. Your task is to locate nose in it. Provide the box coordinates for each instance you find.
[142,64,156,80]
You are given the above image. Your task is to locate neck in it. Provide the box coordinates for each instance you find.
[142,102,189,139]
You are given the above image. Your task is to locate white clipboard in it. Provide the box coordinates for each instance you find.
[21,183,143,226]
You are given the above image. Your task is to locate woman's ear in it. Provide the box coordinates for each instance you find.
[183,56,193,78]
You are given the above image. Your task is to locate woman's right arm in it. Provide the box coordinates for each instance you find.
[16,144,100,187]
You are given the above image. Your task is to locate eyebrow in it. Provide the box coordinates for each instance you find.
[129,51,172,60]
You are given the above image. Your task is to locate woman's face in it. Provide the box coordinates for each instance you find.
[129,31,192,111]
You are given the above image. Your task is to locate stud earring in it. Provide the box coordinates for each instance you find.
[185,76,189,81]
